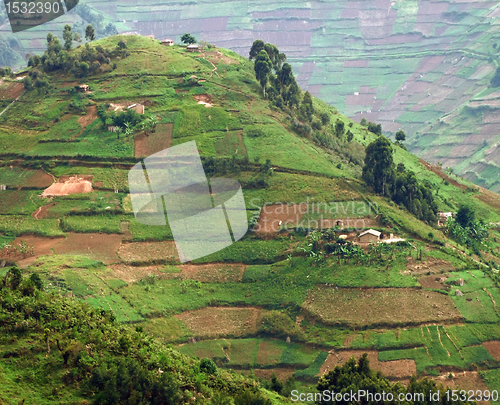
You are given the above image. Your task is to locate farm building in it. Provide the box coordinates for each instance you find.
[161,39,174,46]
[128,103,145,114]
[77,84,90,92]
[438,212,453,227]
[186,44,200,52]
[359,229,381,243]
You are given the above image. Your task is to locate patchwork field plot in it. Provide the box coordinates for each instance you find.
[0,167,52,188]
[54,233,123,264]
[106,263,164,284]
[171,263,247,282]
[177,337,323,369]
[118,241,179,264]
[175,306,261,337]
[134,122,173,157]
[302,286,463,328]
[320,350,416,380]
[379,324,497,374]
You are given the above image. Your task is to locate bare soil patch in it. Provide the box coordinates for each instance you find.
[41,175,93,197]
[405,256,456,275]
[432,371,491,405]
[76,105,98,136]
[175,307,261,337]
[54,233,122,264]
[252,368,296,381]
[320,350,416,380]
[106,263,163,284]
[134,122,173,157]
[303,287,463,328]
[118,241,179,264]
[418,274,449,290]
[483,341,500,360]
[256,204,307,233]
[204,50,238,65]
[419,158,466,190]
[0,82,24,99]
[31,202,57,220]
[168,263,246,282]
[3,235,65,268]
[194,94,213,107]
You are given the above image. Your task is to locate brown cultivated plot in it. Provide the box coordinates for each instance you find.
[302,286,463,328]
[175,307,261,338]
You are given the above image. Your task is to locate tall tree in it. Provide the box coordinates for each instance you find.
[300,91,314,121]
[455,205,476,228]
[249,39,265,60]
[63,25,73,51]
[85,24,95,42]
[254,50,272,98]
[362,136,394,196]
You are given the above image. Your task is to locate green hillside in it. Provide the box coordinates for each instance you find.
[1,34,500,403]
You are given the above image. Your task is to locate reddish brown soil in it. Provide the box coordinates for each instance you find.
[432,372,492,405]
[3,235,65,268]
[54,233,123,264]
[194,94,212,104]
[42,175,93,197]
[419,158,466,190]
[134,123,173,157]
[106,264,163,283]
[118,241,179,264]
[418,274,449,290]
[251,368,296,381]
[483,341,500,360]
[175,307,261,337]
[320,351,416,379]
[405,257,456,275]
[24,170,53,188]
[256,203,308,233]
[31,202,57,219]
[0,82,24,99]
[76,105,98,137]
[94,181,103,189]
[171,263,246,282]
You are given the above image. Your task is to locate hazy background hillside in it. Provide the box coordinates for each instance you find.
[1,0,500,191]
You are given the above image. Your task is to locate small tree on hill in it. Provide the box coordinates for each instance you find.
[181,33,196,45]
[395,129,406,142]
[85,24,95,41]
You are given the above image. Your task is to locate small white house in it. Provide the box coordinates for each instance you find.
[359,229,381,243]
